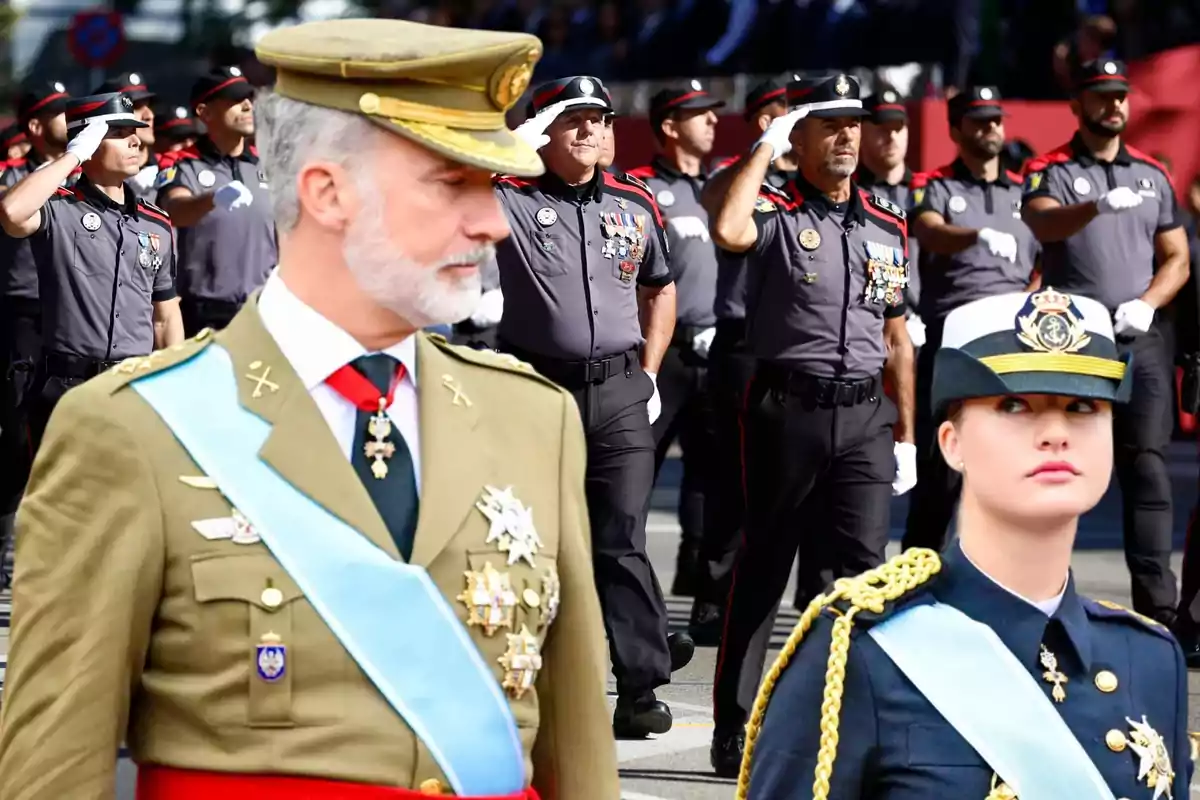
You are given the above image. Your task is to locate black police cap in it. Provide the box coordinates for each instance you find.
[947,86,1006,124]
[65,93,150,139]
[190,66,255,108]
[786,73,868,118]
[744,77,790,120]
[17,79,69,124]
[649,80,725,130]
[527,76,614,118]
[153,103,203,140]
[864,85,908,123]
[93,71,157,104]
[1,123,27,149]
[1073,58,1129,94]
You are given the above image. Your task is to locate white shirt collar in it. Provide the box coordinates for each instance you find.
[256,270,418,391]
[962,545,1068,617]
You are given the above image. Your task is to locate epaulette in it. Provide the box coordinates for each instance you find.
[136,199,172,227]
[53,187,74,198]
[1084,598,1174,641]
[754,195,777,214]
[105,328,216,394]
[869,194,906,220]
[493,174,537,191]
[616,171,653,195]
[735,548,942,796]
[425,334,563,392]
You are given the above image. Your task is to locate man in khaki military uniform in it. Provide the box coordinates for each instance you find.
[0,19,619,800]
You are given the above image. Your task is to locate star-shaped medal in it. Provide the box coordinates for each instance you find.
[1125,715,1175,800]
[476,485,545,568]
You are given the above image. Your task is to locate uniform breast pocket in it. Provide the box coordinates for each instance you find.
[190,552,306,728]
[530,231,569,277]
[72,231,117,278]
[904,723,988,769]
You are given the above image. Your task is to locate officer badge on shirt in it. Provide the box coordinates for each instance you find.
[256,632,287,682]
[863,241,908,305]
[1138,177,1156,197]
[1015,287,1090,354]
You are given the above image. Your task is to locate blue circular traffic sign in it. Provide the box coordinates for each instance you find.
[68,11,127,69]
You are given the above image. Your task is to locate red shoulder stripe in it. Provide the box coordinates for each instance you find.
[493,175,536,190]
[5,157,27,170]
[860,189,909,259]
[714,155,741,170]
[1005,170,1024,185]
[759,186,800,212]
[53,187,73,198]
[137,203,172,227]
[157,146,201,170]
[249,144,258,158]
[1125,145,1176,190]
[602,171,664,228]
[626,165,657,180]
[1023,144,1073,175]
[911,163,956,189]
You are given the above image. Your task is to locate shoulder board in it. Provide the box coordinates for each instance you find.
[136,201,172,227]
[910,163,956,189]
[626,165,657,181]
[601,171,664,227]
[1084,598,1174,641]
[1023,144,1074,176]
[425,335,563,391]
[616,171,653,195]
[105,328,216,395]
[869,193,906,220]
[157,147,201,170]
[493,174,537,191]
[53,187,74,198]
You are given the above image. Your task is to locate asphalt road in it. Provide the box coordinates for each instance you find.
[1,440,1199,799]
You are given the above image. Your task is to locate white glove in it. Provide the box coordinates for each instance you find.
[646,371,661,424]
[470,288,504,328]
[892,442,917,496]
[906,314,927,349]
[754,107,809,159]
[512,99,588,150]
[1096,186,1144,214]
[976,227,1017,263]
[65,120,109,163]
[1113,298,1155,335]
[692,326,717,358]
[132,164,159,191]
[667,216,711,242]
[214,180,254,211]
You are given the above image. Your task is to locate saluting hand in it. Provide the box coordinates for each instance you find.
[754,107,809,159]
[513,99,589,150]
[65,119,109,164]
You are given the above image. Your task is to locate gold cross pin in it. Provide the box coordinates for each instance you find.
[1039,644,1068,703]
[245,360,280,398]
[442,374,472,407]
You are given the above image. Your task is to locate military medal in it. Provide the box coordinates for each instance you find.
[1108,716,1175,799]
[985,774,1017,800]
[325,359,408,480]
[256,631,287,682]
[1038,643,1068,702]
[476,485,544,568]
[498,624,543,699]
[458,561,518,636]
[541,566,561,628]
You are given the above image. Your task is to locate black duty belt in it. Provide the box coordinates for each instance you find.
[183,297,242,317]
[757,362,880,408]
[44,352,124,380]
[501,343,637,388]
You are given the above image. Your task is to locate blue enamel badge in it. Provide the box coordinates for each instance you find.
[256,632,287,682]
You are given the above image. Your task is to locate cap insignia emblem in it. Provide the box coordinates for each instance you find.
[491,47,540,111]
[834,75,851,96]
[883,90,896,103]
[229,66,242,77]
[175,106,188,119]
[121,95,133,110]
[578,78,595,96]
[129,73,141,85]
[1016,288,1091,354]
[53,81,65,93]
[690,79,702,91]
[1104,61,1118,75]
[979,87,993,100]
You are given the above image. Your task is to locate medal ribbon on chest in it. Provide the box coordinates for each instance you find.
[325,360,408,479]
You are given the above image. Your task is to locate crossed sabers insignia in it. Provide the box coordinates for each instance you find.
[246,360,280,398]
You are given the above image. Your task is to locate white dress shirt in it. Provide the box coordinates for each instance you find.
[257,271,422,493]
[963,546,1067,616]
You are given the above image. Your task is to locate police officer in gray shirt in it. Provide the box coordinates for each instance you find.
[1023,59,1190,628]
[707,73,917,776]
[628,80,725,599]
[903,86,1040,553]
[93,72,159,202]
[450,254,502,349]
[0,93,183,448]
[0,79,71,525]
[157,67,276,336]
[497,75,691,738]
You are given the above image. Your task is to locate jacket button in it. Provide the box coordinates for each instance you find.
[419,778,445,794]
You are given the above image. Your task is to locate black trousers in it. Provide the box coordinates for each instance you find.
[903,317,960,552]
[1113,322,1178,623]
[182,297,242,338]
[0,299,40,516]
[713,365,895,731]
[695,320,756,610]
[501,344,673,696]
[651,339,717,564]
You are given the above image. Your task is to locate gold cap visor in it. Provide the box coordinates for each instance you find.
[367,117,543,177]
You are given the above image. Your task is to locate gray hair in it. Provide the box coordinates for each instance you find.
[253,89,383,232]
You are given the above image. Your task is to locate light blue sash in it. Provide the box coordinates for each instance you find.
[868,603,1115,800]
[132,344,525,796]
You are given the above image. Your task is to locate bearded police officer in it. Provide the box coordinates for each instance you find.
[708,73,916,775]
[94,72,159,201]
[157,66,276,336]
[688,76,799,644]
[0,93,184,448]
[904,86,1040,553]
[629,80,725,598]
[1023,59,1189,627]
[496,75,693,737]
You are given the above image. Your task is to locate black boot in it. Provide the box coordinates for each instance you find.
[668,630,695,671]
[613,692,673,739]
[710,728,745,778]
[688,600,724,647]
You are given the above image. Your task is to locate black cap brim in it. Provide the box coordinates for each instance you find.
[125,89,157,104]
[672,97,726,113]
[1078,79,1130,94]
[197,81,256,106]
[806,106,870,119]
[23,97,67,122]
[932,349,1132,411]
[869,108,908,123]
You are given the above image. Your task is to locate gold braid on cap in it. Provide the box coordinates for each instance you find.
[735,548,941,800]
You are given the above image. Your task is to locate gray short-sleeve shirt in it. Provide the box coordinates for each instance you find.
[1023,134,1182,310]
[912,159,1039,319]
[32,177,176,360]
[0,151,81,301]
[494,168,673,360]
[155,136,275,304]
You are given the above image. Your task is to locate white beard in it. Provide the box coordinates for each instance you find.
[341,192,491,328]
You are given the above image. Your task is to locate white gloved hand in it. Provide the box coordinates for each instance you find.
[214,180,254,211]
[470,288,504,328]
[1096,186,1144,214]
[754,107,809,159]
[692,326,717,358]
[512,99,588,150]
[132,164,159,191]
[646,371,661,424]
[892,442,918,496]
[668,215,711,242]
[906,314,927,349]
[1113,298,1155,335]
[976,227,1018,263]
[65,120,109,163]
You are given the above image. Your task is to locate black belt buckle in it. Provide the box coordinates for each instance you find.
[583,358,610,385]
